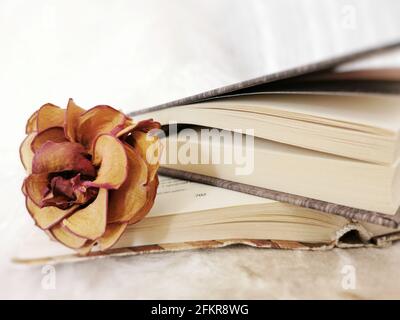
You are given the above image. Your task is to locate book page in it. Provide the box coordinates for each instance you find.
[201,93,400,133]
[148,175,271,217]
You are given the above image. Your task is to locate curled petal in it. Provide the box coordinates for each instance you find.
[64,98,85,142]
[98,223,128,251]
[24,173,49,207]
[129,175,159,225]
[41,194,75,210]
[20,133,36,174]
[133,119,161,133]
[77,105,127,150]
[130,131,161,183]
[32,141,96,176]
[108,145,148,223]
[26,197,77,229]
[83,135,128,189]
[116,120,136,138]
[50,224,87,249]
[37,103,65,132]
[26,111,38,134]
[31,127,68,153]
[63,188,108,240]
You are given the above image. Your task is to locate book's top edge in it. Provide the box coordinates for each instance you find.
[129,40,400,116]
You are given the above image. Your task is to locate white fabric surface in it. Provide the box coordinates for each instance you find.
[1,0,400,299]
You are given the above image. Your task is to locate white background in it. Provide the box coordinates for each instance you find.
[1,0,400,299]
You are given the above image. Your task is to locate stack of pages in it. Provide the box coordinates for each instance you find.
[15,42,400,265]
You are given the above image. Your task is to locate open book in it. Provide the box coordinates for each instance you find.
[13,176,400,265]
[133,43,400,226]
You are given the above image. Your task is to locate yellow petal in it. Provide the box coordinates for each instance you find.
[26,197,77,229]
[64,98,85,142]
[107,145,148,223]
[98,223,128,251]
[63,188,108,240]
[50,224,87,249]
[25,111,38,134]
[84,134,128,189]
[129,175,159,225]
[77,105,127,150]
[20,132,36,174]
[37,103,65,132]
[131,130,161,183]
[24,173,48,207]
[31,127,67,153]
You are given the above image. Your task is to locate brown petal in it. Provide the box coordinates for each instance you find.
[107,145,148,223]
[50,224,87,249]
[37,103,65,132]
[133,119,161,133]
[24,173,49,207]
[129,175,159,225]
[63,188,108,240]
[98,223,128,251]
[41,194,75,210]
[25,111,38,134]
[32,141,96,176]
[20,133,36,174]
[83,135,128,189]
[31,127,68,153]
[76,105,127,150]
[26,197,77,229]
[64,98,85,142]
[130,130,161,183]
[116,121,136,138]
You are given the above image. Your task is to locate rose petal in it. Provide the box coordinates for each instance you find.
[31,127,68,153]
[98,223,128,251]
[26,197,77,229]
[129,175,159,225]
[37,103,65,132]
[130,130,161,183]
[20,133,37,174]
[50,224,87,249]
[116,121,136,138]
[25,111,38,134]
[83,135,128,189]
[24,173,49,207]
[133,119,161,133]
[64,98,85,142]
[32,141,96,176]
[63,188,108,240]
[107,145,148,223]
[77,105,127,150]
[41,193,75,210]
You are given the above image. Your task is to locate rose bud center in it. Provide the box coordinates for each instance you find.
[41,170,99,210]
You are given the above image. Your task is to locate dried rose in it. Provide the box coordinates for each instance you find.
[20,99,161,255]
